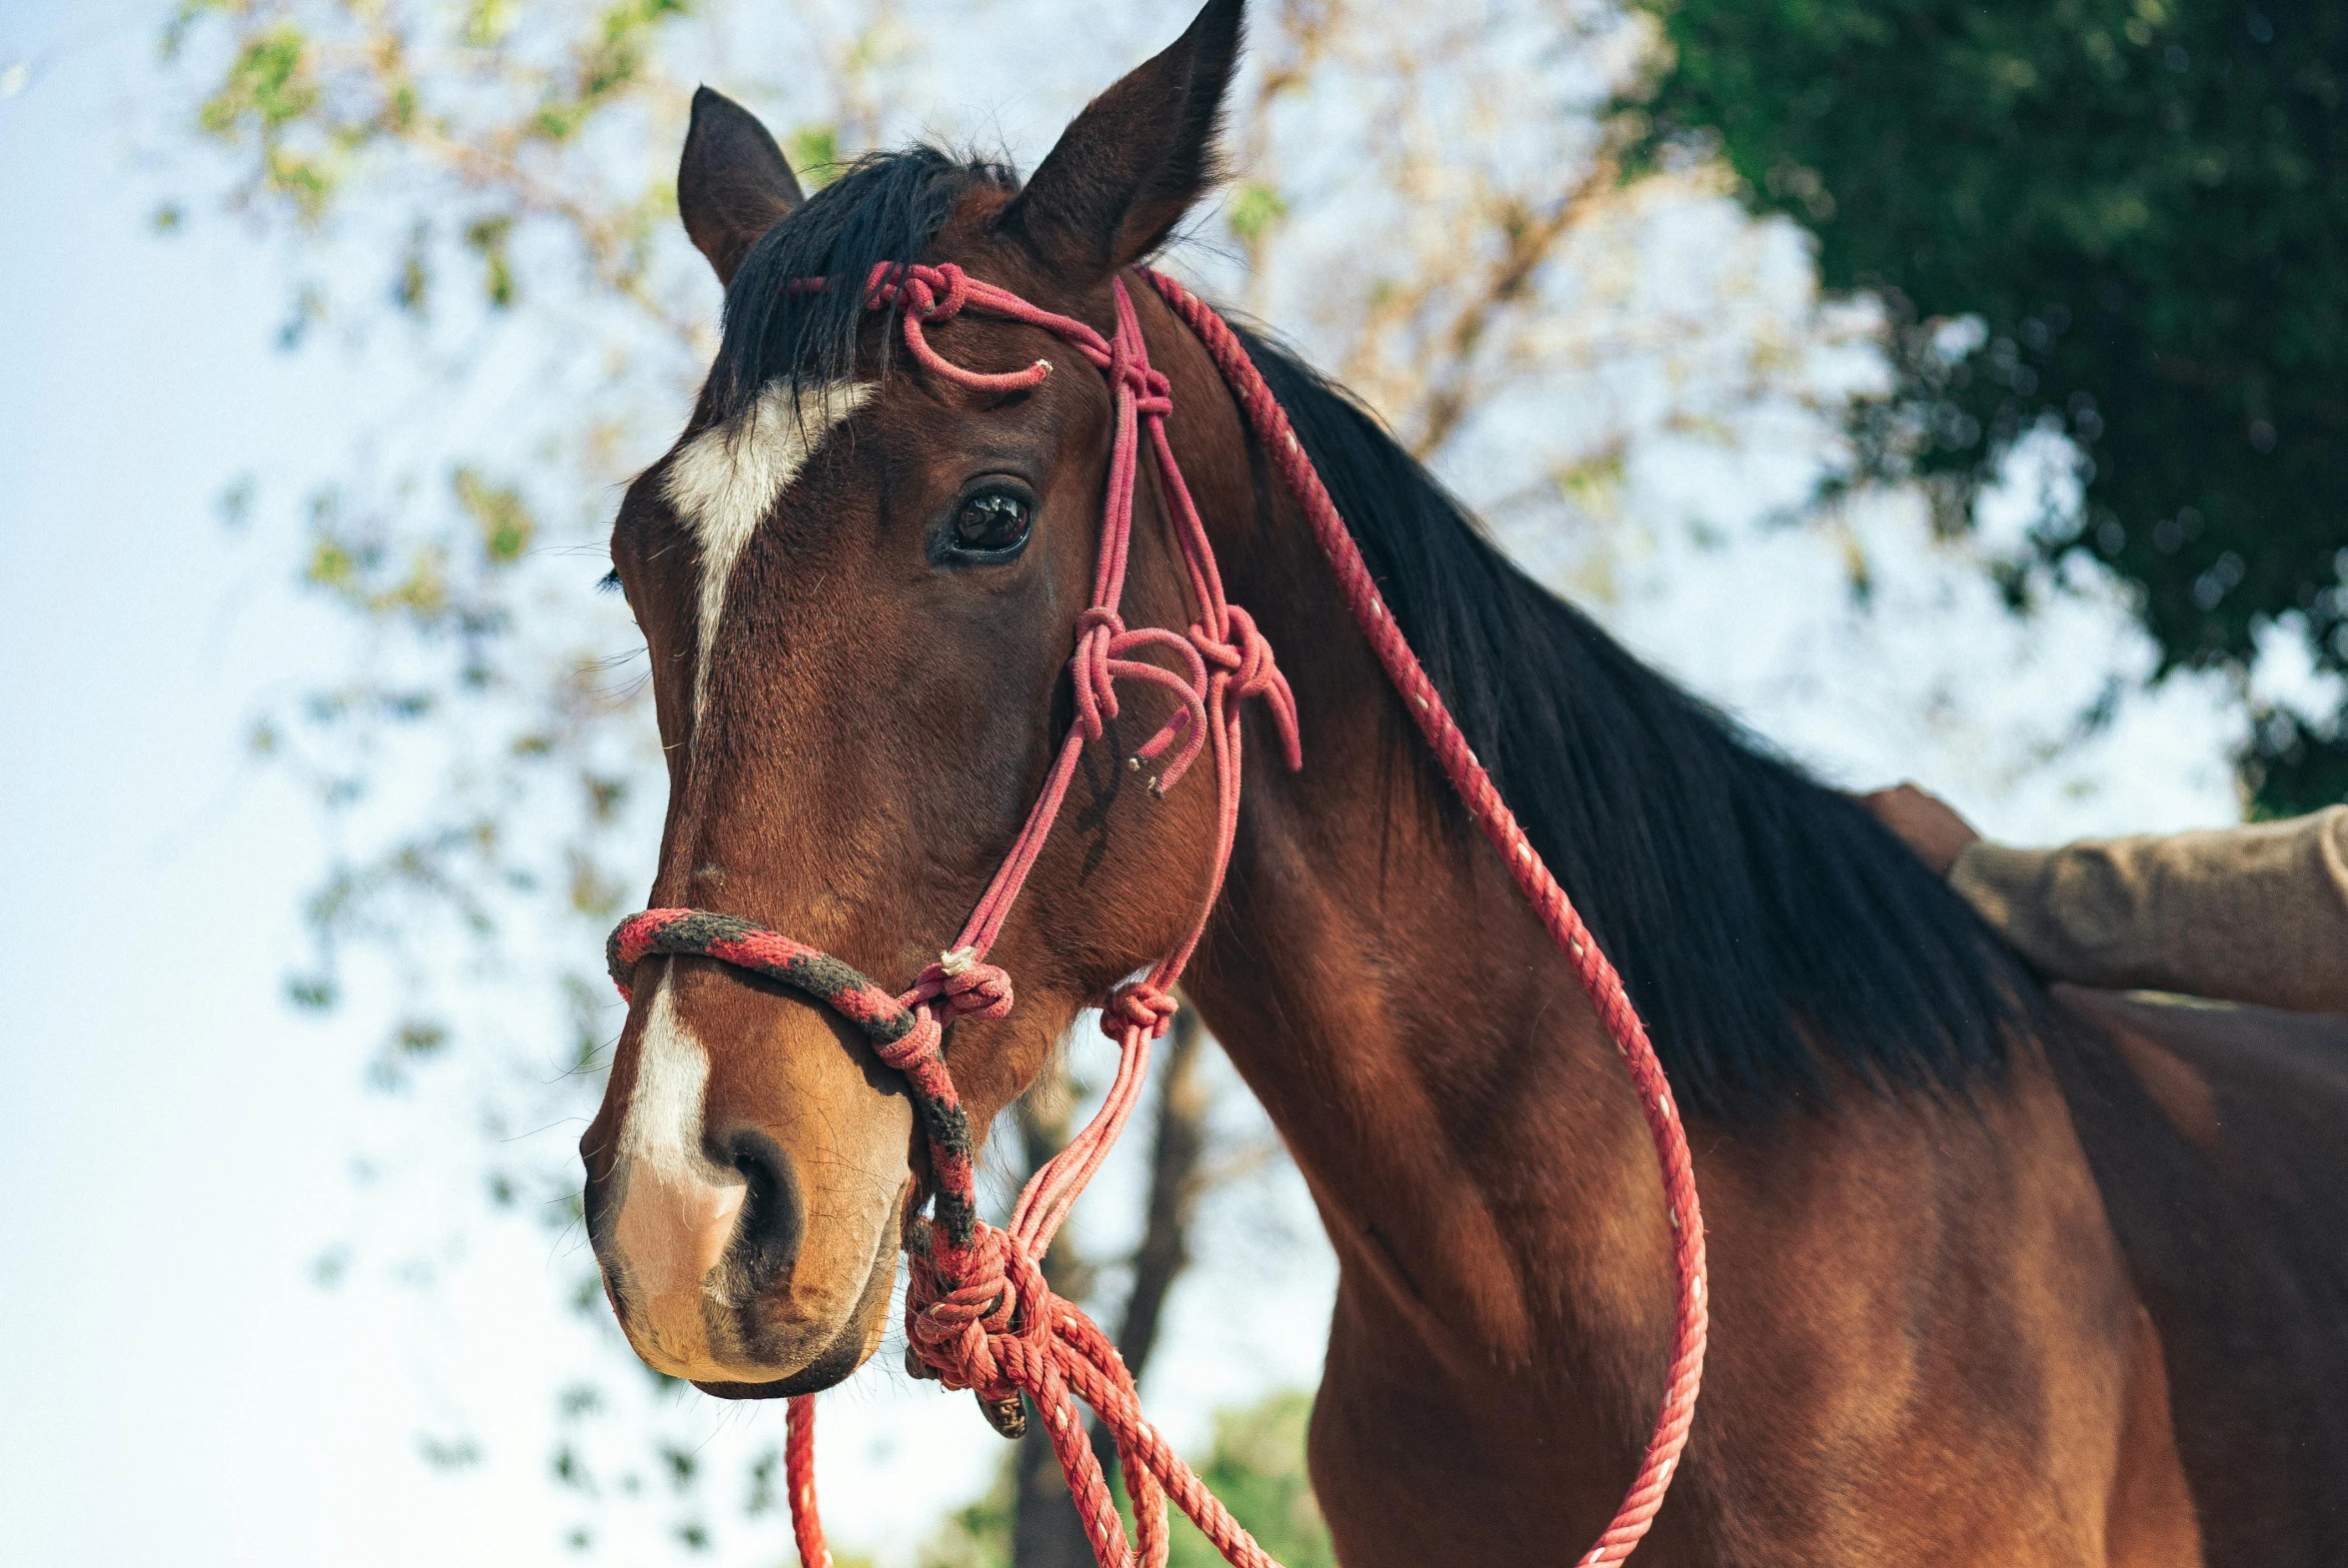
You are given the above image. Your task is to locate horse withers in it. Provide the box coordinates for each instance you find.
[578,3,2348,1561]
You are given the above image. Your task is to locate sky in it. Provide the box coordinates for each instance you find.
[0,6,579,1562]
[0,4,2265,1567]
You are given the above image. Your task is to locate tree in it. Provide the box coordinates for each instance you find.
[1633,0,2348,814]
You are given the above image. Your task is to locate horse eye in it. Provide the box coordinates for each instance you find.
[952,489,1033,557]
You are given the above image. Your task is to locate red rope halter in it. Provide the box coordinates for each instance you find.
[607,260,1706,1568]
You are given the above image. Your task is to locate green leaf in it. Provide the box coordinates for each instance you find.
[463,215,518,309]
[198,23,318,137]
[790,124,842,186]
[454,466,536,562]
[1227,181,1289,246]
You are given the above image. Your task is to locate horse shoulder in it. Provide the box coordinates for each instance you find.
[2048,983,2348,1567]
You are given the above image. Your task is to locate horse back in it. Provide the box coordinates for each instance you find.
[2047,984,2348,1565]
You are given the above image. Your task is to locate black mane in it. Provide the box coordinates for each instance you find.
[709,147,2033,1117]
[1236,328,2033,1114]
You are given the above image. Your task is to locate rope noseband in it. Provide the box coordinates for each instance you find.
[607,261,1705,1568]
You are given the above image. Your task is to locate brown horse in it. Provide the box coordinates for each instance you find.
[579,3,2348,1561]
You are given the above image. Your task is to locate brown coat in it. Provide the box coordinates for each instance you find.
[1951,806,2348,1012]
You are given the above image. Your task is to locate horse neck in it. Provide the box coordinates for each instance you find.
[1175,465,1677,1424]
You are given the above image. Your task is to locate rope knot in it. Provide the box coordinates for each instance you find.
[904,1221,1010,1392]
[1107,336,1174,417]
[1186,607,1302,772]
[1214,607,1280,700]
[916,948,1016,1022]
[1072,608,1129,741]
[903,1221,1054,1419]
[1132,367,1174,418]
[865,262,1051,394]
[1103,981,1177,1040]
[867,260,969,322]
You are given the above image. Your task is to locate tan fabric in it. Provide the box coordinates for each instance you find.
[1950,805,2348,1012]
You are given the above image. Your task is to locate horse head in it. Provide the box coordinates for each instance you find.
[580,0,1263,1396]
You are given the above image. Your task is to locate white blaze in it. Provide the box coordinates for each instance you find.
[663,379,874,722]
[611,975,746,1376]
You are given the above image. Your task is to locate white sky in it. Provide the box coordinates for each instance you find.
[0,8,574,1562]
[0,4,2262,1567]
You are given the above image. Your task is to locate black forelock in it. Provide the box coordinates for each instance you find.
[707,146,1018,425]
[1230,323,2038,1118]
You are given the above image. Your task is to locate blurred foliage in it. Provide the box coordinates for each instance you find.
[165,0,694,323]
[164,0,732,1553]
[923,1390,1333,1568]
[1634,0,2348,813]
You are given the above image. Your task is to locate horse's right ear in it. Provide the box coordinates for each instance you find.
[679,86,803,287]
[996,0,1244,281]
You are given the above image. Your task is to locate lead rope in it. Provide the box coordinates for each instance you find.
[1145,269,1707,1562]
[607,260,1704,1568]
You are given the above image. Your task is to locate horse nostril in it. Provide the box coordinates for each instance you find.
[724,1128,806,1287]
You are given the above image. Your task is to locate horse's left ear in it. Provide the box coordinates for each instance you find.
[997,0,1244,280]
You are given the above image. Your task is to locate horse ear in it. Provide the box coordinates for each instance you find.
[997,0,1244,280]
[679,86,804,287]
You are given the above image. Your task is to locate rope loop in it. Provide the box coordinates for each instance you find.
[1073,615,1222,785]
[1103,981,1178,1041]
[872,1009,943,1073]
[870,260,1052,394]
[865,260,970,322]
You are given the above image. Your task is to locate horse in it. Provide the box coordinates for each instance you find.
[578,3,2348,1561]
